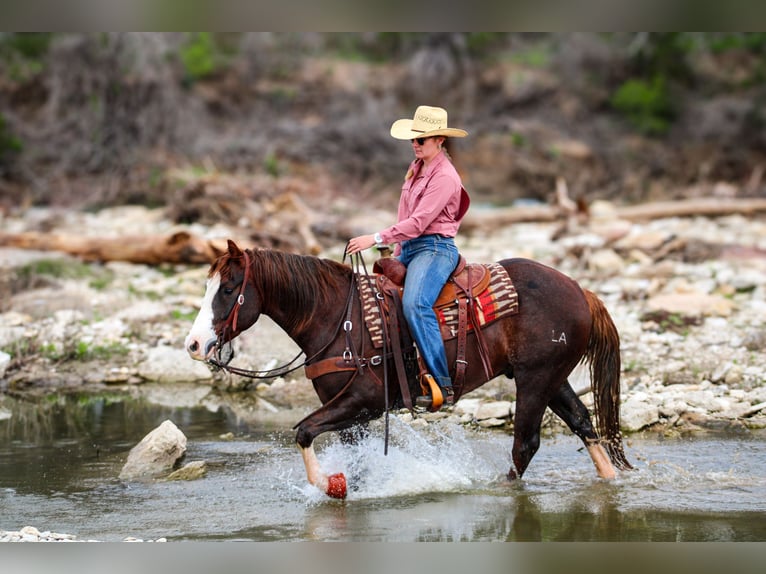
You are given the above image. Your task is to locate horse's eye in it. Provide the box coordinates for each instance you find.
[223,287,234,296]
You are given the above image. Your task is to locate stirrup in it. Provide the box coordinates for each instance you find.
[416,374,453,412]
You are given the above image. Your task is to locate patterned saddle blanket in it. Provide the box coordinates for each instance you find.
[358,261,519,348]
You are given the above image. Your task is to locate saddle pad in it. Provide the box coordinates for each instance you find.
[357,263,519,349]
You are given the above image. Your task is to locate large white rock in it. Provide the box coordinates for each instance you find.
[137,345,213,382]
[453,398,482,418]
[119,420,187,480]
[645,292,735,317]
[0,350,10,378]
[621,395,660,432]
[475,401,513,421]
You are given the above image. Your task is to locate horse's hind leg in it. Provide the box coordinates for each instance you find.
[548,381,616,479]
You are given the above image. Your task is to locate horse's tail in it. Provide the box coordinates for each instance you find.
[583,289,633,470]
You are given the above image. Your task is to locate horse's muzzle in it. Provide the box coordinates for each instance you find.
[186,336,217,361]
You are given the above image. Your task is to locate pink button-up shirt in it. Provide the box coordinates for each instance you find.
[379,151,469,247]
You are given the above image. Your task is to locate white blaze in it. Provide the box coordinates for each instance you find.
[185,273,221,361]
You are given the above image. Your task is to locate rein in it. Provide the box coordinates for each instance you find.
[207,248,356,380]
[207,245,398,456]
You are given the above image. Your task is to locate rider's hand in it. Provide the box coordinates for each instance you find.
[347,234,377,255]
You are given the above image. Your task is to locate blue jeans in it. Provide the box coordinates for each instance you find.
[398,235,459,389]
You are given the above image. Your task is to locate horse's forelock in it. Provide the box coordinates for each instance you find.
[208,251,240,282]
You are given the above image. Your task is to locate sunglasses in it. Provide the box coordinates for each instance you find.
[411,137,432,145]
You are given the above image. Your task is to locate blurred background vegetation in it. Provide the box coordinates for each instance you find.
[1,32,765,215]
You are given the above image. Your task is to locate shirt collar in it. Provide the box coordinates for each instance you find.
[412,150,446,177]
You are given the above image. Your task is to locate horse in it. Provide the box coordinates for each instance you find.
[185,240,632,499]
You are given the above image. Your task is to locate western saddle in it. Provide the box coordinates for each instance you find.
[304,255,494,413]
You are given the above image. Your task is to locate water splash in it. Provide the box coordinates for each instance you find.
[306,418,512,501]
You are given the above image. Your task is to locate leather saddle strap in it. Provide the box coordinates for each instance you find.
[454,296,469,398]
[304,357,358,380]
[456,270,493,382]
[385,288,414,411]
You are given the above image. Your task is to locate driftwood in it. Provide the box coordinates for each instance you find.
[3,196,765,266]
[461,197,766,233]
[0,230,227,265]
[615,197,766,221]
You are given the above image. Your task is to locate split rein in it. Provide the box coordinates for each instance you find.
[206,245,365,381]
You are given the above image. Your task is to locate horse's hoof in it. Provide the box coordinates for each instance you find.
[507,469,518,481]
[326,473,347,499]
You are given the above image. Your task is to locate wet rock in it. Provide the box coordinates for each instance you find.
[119,420,187,480]
[475,401,513,421]
[453,398,481,418]
[477,417,507,428]
[166,460,207,481]
[0,526,77,542]
[136,345,213,383]
[0,350,10,378]
[659,397,694,420]
[621,393,660,431]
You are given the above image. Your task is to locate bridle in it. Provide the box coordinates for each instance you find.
[208,245,400,454]
[207,248,357,380]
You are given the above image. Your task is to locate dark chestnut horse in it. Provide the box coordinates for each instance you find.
[185,240,632,498]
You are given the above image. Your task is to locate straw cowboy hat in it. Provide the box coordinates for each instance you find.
[390,105,468,140]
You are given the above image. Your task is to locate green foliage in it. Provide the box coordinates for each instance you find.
[640,310,701,334]
[465,33,508,57]
[510,132,526,148]
[0,114,22,164]
[708,32,766,54]
[170,309,198,322]
[41,340,130,362]
[180,32,217,81]
[3,335,128,365]
[0,32,51,82]
[611,76,675,136]
[0,32,52,59]
[15,258,114,291]
[509,43,552,68]
[263,152,282,177]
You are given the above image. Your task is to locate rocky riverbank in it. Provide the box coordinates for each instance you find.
[1,204,765,437]
[0,525,166,542]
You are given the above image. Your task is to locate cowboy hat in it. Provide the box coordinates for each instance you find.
[390,105,468,140]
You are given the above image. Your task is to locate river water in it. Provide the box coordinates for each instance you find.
[1,390,765,542]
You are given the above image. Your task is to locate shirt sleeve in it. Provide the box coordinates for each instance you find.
[380,171,458,244]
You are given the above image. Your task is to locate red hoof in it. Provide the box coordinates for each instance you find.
[326,473,347,499]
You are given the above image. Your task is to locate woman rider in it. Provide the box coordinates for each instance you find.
[347,105,470,411]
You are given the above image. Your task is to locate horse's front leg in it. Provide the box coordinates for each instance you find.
[294,390,380,499]
[299,443,347,499]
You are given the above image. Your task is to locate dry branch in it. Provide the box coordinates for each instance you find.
[615,197,766,221]
[461,197,766,233]
[0,230,227,265]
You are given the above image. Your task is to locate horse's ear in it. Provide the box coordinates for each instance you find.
[227,239,242,257]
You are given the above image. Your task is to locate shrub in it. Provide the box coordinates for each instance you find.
[179,32,217,81]
[610,76,675,136]
[0,114,22,167]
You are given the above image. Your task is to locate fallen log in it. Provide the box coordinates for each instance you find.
[615,197,766,221]
[0,230,227,265]
[461,197,766,233]
[460,204,560,233]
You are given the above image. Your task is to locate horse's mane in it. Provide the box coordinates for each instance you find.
[209,248,352,334]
